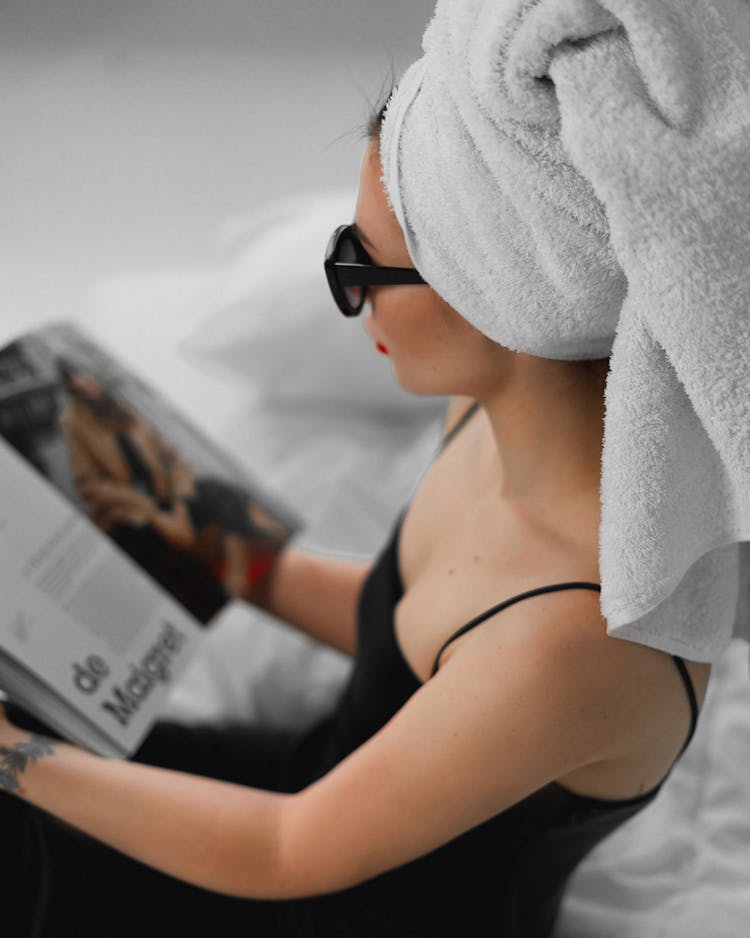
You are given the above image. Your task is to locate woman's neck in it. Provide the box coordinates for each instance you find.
[477,360,606,506]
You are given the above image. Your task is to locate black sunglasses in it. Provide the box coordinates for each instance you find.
[324,223,428,317]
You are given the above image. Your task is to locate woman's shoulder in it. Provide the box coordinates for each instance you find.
[434,581,710,800]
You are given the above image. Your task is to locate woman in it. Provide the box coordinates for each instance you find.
[0,104,711,938]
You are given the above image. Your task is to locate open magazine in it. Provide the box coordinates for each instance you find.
[0,322,302,758]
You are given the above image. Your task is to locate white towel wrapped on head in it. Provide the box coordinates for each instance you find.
[379,0,750,667]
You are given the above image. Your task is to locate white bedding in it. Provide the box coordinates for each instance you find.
[25,197,750,935]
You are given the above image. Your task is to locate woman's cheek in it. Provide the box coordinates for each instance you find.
[371,288,436,359]
[363,307,381,342]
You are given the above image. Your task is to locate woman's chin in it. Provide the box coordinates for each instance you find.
[389,363,447,398]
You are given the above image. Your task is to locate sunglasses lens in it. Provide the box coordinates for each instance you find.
[338,234,365,314]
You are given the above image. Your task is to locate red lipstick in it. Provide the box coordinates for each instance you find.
[375,343,389,355]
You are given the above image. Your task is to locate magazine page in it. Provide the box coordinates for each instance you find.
[0,437,203,754]
[0,321,302,624]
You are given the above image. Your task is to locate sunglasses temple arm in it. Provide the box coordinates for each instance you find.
[335,265,426,286]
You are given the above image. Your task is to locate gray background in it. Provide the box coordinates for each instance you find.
[0,0,433,324]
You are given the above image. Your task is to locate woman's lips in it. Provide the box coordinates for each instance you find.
[375,343,389,355]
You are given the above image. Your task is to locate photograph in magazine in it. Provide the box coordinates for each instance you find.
[0,322,302,624]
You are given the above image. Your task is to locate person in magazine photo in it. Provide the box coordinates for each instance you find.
[56,358,288,613]
[2,2,750,937]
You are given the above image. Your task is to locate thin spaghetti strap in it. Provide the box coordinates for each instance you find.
[437,400,481,453]
[429,582,601,678]
[671,655,699,755]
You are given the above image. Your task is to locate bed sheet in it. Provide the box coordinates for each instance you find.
[18,269,750,936]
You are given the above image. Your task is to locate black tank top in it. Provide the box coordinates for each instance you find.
[283,401,699,938]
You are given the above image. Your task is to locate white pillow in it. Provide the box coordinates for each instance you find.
[180,189,442,419]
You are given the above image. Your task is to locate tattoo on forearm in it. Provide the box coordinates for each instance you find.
[0,735,56,795]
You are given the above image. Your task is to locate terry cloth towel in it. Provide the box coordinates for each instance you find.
[379,0,750,667]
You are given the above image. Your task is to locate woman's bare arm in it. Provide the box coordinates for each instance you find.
[249,547,371,655]
[0,593,618,902]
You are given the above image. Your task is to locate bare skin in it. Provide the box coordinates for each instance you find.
[0,138,710,901]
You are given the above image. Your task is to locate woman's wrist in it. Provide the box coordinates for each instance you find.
[246,544,296,612]
[0,716,58,797]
